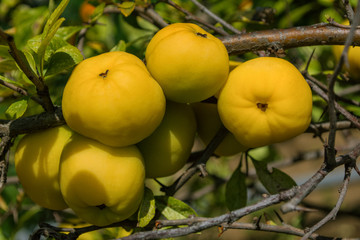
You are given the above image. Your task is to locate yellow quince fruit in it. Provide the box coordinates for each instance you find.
[192,102,247,156]
[14,126,72,210]
[218,57,312,148]
[62,51,166,147]
[137,101,196,178]
[332,20,360,80]
[145,23,229,103]
[59,134,145,226]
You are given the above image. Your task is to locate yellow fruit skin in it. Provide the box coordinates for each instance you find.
[62,51,166,147]
[145,23,229,103]
[59,222,103,240]
[14,126,72,210]
[192,102,247,156]
[218,57,312,148]
[333,43,360,80]
[59,134,145,226]
[137,101,197,178]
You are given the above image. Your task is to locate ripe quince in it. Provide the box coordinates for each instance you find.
[62,51,166,147]
[59,134,145,226]
[332,21,360,80]
[192,102,247,156]
[14,126,72,210]
[137,101,197,178]
[218,57,312,148]
[145,23,229,103]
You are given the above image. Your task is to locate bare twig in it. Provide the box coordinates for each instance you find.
[188,0,241,34]
[220,23,360,55]
[0,136,12,190]
[281,143,360,214]
[341,0,355,23]
[160,0,229,36]
[134,6,169,29]
[162,125,228,196]
[300,164,353,240]
[0,78,43,105]
[326,2,360,166]
[306,79,360,129]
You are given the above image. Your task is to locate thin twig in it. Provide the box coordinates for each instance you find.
[306,79,360,129]
[281,143,360,214]
[341,0,355,23]
[326,1,360,166]
[300,164,353,240]
[189,0,241,34]
[134,6,169,29]
[162,125,228,196]
[0,79,43,105]
[161,0,229,36]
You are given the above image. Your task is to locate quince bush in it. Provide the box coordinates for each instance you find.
[13,21,312,230]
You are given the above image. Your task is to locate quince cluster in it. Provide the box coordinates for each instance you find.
[14,23,312,227]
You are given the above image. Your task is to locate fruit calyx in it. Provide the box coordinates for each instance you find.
[99,69,109,78]
[196,32,207,38]
[257,103,268,112]
[96,204,107,210]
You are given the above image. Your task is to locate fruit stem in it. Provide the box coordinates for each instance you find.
[96,204,107,210]
[257,103,268,112]
[196,32,207,38]
[99,69,109,78]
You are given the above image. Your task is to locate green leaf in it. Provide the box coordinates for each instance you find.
[5,99,28,119]
[12,5,49,48]
[39,0,70,76]
[110,40,127,52]
[0,75,25,88]
[21,50,37,75]
[55,26,84,41]
[252,158,297,194]
[155,196,197,220]
[38,17,66,59]
[45,44,83,76]
[0,59,17,73]
[90,2,106,23]
[27,35,73,62]
[42,0,70,37]
[118,2,136,17]
[225,169,247,211]
[137,187,156,228]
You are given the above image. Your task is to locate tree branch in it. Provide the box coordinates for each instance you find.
[300,164,353,240]
[306,78,360,129]
[0,29,54,112]
[220,23,360,55]
[162,125,228,196]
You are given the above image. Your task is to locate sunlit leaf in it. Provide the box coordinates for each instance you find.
[42,0,70,37]
[0,60,17,73]
[0,75,25,88]
[137,187,156,227]
[110,40,127,52]
[5,99,28,119]
[90,2,106,23]
[118,1,136,17]
[45,44,83,76]
[55,26,84,41]
[155,196,197,220]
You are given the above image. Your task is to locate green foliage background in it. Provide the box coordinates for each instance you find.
[0,0,359,239]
